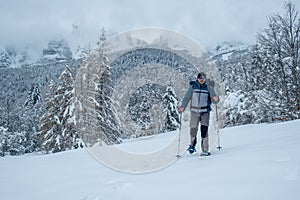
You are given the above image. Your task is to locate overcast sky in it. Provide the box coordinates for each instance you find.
[1,0,299,57]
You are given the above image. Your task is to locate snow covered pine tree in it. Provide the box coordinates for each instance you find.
[38,66,82,153]
[163,86,180,131]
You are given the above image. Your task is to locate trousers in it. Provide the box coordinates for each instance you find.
[189,111,210,152]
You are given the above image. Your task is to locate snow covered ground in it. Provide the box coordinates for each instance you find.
[1,120,300,200]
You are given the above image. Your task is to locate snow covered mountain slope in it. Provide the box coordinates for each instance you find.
[209,41,250,61]
[0,120,299,200]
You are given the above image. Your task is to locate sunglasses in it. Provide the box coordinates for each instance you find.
[198,76,205,80]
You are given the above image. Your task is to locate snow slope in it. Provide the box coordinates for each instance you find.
[1,120,300,200]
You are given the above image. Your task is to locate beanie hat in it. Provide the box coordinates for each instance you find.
[197,72,206,79]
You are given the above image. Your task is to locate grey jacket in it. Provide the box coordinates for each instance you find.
[181,80,218,113]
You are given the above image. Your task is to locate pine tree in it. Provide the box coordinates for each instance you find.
[24,84,42,107]
[75,53,105,146]
[75,48,122,146]
[22,84,43,144]
[0,127,9,156]
[0,49,12,68]
[38,80,60,152]
[96,52,122,144]
[97,27,107,45]
[163,86,180,131]
[39,67,82,153]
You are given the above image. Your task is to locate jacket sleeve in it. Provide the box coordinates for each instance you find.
[181,85,193,110]
[208,85,220,104]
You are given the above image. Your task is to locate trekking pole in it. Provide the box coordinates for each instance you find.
[216,104,222,151]
[176,112,183,158]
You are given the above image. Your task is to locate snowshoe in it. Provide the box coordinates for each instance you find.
[187,145,196,154]
[200,152,211,156]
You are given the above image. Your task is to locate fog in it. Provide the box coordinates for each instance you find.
[0,0,298,58]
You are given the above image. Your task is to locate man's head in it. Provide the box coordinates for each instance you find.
[197,72,206,84]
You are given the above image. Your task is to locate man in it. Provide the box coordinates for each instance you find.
[179,72,219,156]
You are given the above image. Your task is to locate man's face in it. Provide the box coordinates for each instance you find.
[197,76,206,84]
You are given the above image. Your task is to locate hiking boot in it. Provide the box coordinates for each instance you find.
[187,145,196,154]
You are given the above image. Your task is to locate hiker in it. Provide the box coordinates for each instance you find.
[179,72,219,156]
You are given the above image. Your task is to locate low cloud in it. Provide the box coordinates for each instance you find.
[0,0,298,58]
